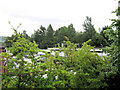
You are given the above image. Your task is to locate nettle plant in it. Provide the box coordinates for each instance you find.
[1,23,111,88]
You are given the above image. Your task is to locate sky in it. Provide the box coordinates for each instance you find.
[0,0,118,36]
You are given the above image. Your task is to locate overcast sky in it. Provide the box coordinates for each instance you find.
[0,0,118,36]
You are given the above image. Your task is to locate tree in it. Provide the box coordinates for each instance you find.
[47,37,111,88]
[100,26,112,45]
[82,16,96,40]
[30,25,47,49]
[1,23,41,88]
[54,24,76,47]
[103,11,119,68]
[67,24,76,42]
[74,31,84,47]
[46,24,55,48]
[31,30,41,48]
[1,22,111,88]
[102,1,120,88]
[21,30,30,40]
[89,33,108,47]
[82,16,107,47]
[4,22,22,48]
[4,36,13,47]
[55,26,68,45]
[39,25,47,48]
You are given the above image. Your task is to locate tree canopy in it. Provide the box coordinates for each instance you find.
[5,16,109,49]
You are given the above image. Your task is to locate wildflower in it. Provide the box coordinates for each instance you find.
[55,75,58,79]
[70,70,73,73]
[46,68,48,71]
[74,72,76,75]
[42,74,47,79]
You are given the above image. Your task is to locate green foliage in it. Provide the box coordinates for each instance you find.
[4,22,30,48]
[100,26,112,46]
[30,24,55,48]
[46,24,55,48]
[103,7,119,70]
[1,23,40,88]
[5,17,110,49]
[31,21,108,49]
[67,24,76,42]
[54,24,76,46]
[101,3,120,88]
[82,16,96,40]
[55,26,68,44]
[74,31,84,46]
[90,33,108,47]
[21,30,30,40]
[81,16,108,47]
[103,24,119,88]
[1,24,111,88]
[1,2,119,88]
[56,37,110,88]
[1,20,113,88]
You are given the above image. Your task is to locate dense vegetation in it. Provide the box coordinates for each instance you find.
[5,16,109,49]
[101,2,120,88]
[1,1,120,89]
[1,27,111,88]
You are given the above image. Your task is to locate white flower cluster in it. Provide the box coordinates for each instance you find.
[55,75,58,80]
[74,72,76,75]
[11,76,17,79]
[35,76,38,78]
[70,70,76,75]
[42,74,47,79]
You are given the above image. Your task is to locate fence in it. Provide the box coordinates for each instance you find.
[0,43,6,89]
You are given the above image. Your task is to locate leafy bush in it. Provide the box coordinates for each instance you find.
[101,5,120,88]
[1,24,111,89]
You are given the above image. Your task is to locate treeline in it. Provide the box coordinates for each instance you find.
[5,16,112,49]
